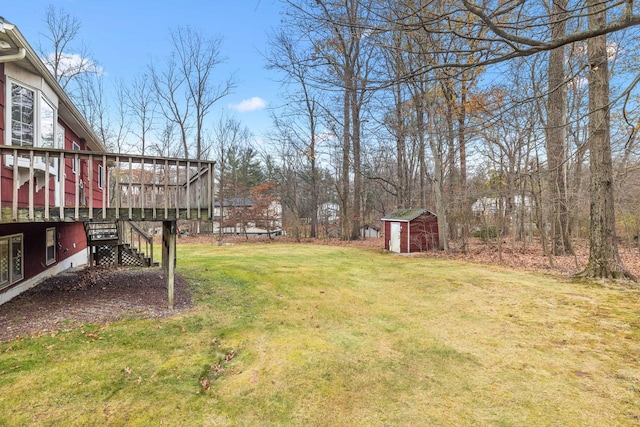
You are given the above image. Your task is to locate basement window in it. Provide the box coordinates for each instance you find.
[0,234,23,289]
[46,228,56,265]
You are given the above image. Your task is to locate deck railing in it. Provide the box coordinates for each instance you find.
[121,220,154,266]
[0,145,215,223]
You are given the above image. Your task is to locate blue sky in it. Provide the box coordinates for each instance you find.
[2,0,284,141]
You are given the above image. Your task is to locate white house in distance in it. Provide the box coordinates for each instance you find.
[213,198,282,237]
[471,196,532,216]
[319,202,339,224]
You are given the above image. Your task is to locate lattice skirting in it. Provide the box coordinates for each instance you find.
[95,245,116,266]
[93,245,146,267]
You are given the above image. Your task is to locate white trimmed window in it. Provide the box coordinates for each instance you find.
[72,141,80,174]
[7,80,57,148]
[98,164,104,189]
[46,228,56,265]
[0,234,23,289]
[10,83,34,146]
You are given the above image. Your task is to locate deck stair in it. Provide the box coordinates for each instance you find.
[85,221,155,267]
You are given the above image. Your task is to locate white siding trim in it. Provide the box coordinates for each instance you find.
[0,251,88,305]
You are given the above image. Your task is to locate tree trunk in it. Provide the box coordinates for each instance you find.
[350,87,362,241]
[416,92,427,209]
[579,0,631,279]
[395,82,408,208]
[340,84,351,241]
[546,0,573,255]
[310,137,318,239]
[443,85,457,241]
[458,78,469,250]
[425,95,448,251]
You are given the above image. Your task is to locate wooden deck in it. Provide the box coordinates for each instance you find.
[0,145,215,224]
[0,207,213,224]
[0,146,213,308]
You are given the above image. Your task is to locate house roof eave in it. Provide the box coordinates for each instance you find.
[0,17,107,153]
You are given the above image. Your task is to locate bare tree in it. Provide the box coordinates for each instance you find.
[545,0,573,255]
[149,26,234,159]
[430,0,639,277]
[211,115,253,237]
[579,0,630,278]
[39,5,99,93]
[171,26,235,159]
[126,73,156,156]
[149,54,191,158]
[266,30,323,237]
[284,0,377,240]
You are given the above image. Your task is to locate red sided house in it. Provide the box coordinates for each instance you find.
[0,18,215,306]
[382,209,439,253]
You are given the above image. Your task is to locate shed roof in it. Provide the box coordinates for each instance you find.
[360,223,380,231]
[382,208,434,222]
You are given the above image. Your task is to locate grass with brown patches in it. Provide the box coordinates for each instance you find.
[1,242,639,426]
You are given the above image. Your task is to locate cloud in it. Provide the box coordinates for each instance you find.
[44,52,104,77]
[231,97,267,112]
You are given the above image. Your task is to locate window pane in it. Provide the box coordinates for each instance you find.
[47,246,55,263]
[41,98,55,148]
[0,239,8,286]
[11,84,34,146]
[23,123,34,145]
[11,235,23,282]
[57,124,65,149]
[46,228,56,264]
[72,142,80,173]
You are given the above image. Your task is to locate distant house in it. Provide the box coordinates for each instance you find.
[212,198,282,237]
[471,196,532,216]
[382,209,439,253]
[360,224,381,239]
[319,202,339,224]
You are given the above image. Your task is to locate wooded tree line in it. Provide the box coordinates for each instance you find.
[40,2,640,278]
[265,0,640,279]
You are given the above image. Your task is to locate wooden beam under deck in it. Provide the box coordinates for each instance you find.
[0,207,211,224]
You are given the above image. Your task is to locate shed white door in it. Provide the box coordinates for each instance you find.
[389,222,401,253]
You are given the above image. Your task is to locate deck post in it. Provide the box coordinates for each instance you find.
[88,154,94,220]
[28,150,34,220]
[102,154,107,220]
[12,149,18,221]
[44,151,50,220]
[163,220,177,309]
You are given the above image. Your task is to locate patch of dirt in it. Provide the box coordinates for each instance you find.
[0,267,191,342]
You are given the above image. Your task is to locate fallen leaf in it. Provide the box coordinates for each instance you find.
[224,350,237,362]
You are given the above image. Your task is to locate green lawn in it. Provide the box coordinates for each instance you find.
[1,242,639,426]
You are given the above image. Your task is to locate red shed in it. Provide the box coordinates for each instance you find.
[382,209,439,253]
